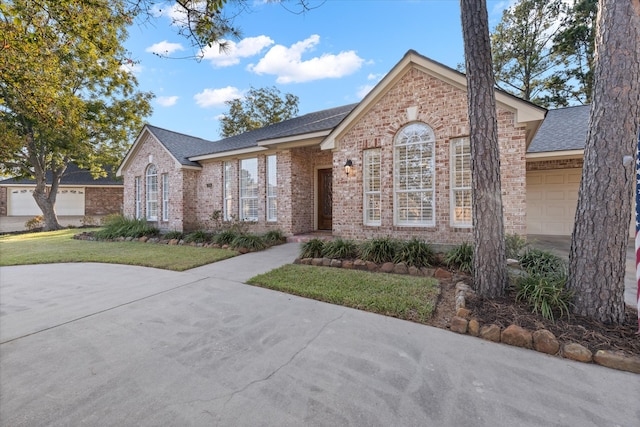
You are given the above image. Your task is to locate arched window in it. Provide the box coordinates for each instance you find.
[394,123,436,226]
[146,164,158,220]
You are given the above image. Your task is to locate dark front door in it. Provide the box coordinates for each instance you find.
[318,168,333,230]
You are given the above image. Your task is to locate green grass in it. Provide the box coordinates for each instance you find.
[247,264,440,324]
[0,229,237,271]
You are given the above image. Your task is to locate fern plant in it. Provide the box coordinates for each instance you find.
[444,242,473,273]
[322,238,359,259]
[518,248,566,276]
[359,237,399,264]
[394,238,435,268]
[300,238,326,258]
[516,273,574,321]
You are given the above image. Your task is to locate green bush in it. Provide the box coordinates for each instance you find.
[263,230,286,246]
[516,273,574,321]
[94,215,159,239]
[444,242,473,273]
[163,230,183,240]
[300,238,326,259]
[231,234,267,251]
[394,238,435,268]
[359,237,399,264]
[505,233,529,259]
[322,238,359,259]
[183,230,213,244]
[518,248,566,276]
[213,230,238,245]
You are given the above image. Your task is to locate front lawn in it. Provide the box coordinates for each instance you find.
[247,264,440,324]
[0,229,237,271]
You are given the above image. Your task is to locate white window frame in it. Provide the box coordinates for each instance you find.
[162,173,169,221]
[450,137,472,227]
[394,122,436,226]
[223,161,233,221]
[363,149,381,226]
[266,155,277,222]
[239,158,258,221]
[134,176,141,219]
[146,164,158,221]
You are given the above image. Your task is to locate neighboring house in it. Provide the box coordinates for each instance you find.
[0,163,123,217]
[117,50,592,243]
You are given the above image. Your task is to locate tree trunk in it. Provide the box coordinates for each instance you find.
[567,0,640,324]
[460,0,508,298]
[27,139,64,231]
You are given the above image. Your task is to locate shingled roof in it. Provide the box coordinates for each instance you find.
[0,163,121,186]
[527,104,590,153]
[145,103,358,165]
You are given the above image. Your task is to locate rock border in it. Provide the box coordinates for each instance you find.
[451,282,640,374]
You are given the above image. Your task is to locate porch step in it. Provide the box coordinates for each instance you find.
[287,232,335,243]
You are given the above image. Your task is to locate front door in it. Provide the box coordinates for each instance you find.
[318,168,332,230]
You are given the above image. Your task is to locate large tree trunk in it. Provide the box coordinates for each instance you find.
[460,0,508,298]
[27,137,64,231]
[567,0,640,324]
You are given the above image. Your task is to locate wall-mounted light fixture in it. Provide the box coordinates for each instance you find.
[344,159,353,176]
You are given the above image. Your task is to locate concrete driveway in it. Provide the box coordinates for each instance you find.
[1,244,638,427]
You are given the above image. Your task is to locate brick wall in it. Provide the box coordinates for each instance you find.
[0,187,6,216]
[331,67,529,244]
[526,158,583,170]
[85,187,123,215]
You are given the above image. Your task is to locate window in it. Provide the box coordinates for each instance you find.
[363,149,381,226]
[266,155,277,222]
[451,137,472,227]
[394,122,436,226]
[239,158,258,221]
[162,173,169,221]
[223,161,233,221]
[146,164,158,220]
[134,176,141,219]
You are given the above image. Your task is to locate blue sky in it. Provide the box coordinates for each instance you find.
[122,0,512,141]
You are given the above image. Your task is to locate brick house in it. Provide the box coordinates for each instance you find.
[0,163,123,217]
[117,50,590,243]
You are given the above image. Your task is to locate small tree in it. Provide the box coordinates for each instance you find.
[220,86,299,137]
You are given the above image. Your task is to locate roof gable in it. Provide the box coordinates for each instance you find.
[321,49,547,150]
[527,105,590,154]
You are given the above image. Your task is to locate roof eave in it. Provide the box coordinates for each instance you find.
[526,149,584,160]
[258,130,330,149]
[188,146,267,162]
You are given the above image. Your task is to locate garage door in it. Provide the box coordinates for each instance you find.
[526,169,580,235]
[7,187,85,216]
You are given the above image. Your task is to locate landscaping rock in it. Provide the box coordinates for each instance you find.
[354,259,367,270]
[138,236,148,243]
[532,329,560,355]
[593,350,640,374]
[501,325,533,349]
[342,260,354,269]
[322,258,331,267]
[468,319,480,337]
[366,261,378,271]
[393,262,408,275]
[311,258,323,266]
[480,324,501,342]
[456,307,471,318]
[330,259,342,268]
[421,267,436,277]
[455,292,466,312]
[562,343,593,363]
[434,268,452,279]
[408,266,421,276]
[380,262,395,273]
[168,239,179,245]
[450,316,468,334]
[455,282,471,293]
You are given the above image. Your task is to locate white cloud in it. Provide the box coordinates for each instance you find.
[248,35,364,84]
[156,96,179,107]
[194,86,243,108]
[146,41,185,56]
[357,84,375,99]
[200,36,274,67]
[119,62,143,75]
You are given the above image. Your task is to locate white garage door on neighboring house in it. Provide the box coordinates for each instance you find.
[7,187,85,216]
[526,168,581,236]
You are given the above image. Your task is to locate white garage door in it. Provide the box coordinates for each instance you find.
[526,169,580,235]
[7,187,85,216]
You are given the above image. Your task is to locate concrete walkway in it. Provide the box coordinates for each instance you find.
[1,243,638,426]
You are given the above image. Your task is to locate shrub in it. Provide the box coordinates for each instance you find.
[394,238,435,268]
[359,237,399,264]
[213,230,238,245]
[505,233,529,260]
[322,238,358,259]
[516,273,574,321]
[94,215,159,239]
[163,230,183,240]
[183,230,213,244]
[300,238,326,259]
[444,242,473,273]
[263,230,286,246]
[25,215,44,230]
[231,234,267,251]
[518,248,566,276]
